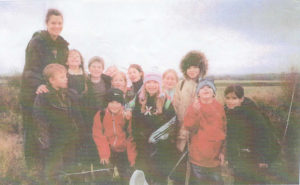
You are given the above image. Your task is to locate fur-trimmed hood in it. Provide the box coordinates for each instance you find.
[180,50,208,79]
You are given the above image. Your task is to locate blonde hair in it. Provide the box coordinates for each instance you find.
[162,69,178,81]
[43,63,66,82]
[112,71,128,93]
[139,82,165,115]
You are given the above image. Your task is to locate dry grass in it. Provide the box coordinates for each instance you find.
[0,130,26,184]
[0,77,295,184]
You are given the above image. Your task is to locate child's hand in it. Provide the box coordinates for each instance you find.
[36,84,49,94]
[139,98,146,106]
[219,153,225,166]
[100,158,110,165]
[192,98,201,111]
[123,110,132,120]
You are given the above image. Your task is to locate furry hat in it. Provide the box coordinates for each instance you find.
[180,50,208,79]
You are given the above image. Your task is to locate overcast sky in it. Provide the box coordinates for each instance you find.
[0,0,299,75]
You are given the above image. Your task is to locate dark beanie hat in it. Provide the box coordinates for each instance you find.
[106,88,125,105]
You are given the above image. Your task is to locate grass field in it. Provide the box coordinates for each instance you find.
[0,78,298,184]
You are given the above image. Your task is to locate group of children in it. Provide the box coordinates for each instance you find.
[32,49,273,185]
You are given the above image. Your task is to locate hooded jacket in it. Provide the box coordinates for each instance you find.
[93,109,136,166]
[225,97,270,165]
[184,98,226,167]
[21,30,69,107]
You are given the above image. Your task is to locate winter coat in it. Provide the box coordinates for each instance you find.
[67,73,87,96]
[20,30,69,108]
[93,109,136,166]
[126,78,143,102]
[33,87,85,154]
[173,79,198,124]
[225,97,270,166]
[184,98,226,167]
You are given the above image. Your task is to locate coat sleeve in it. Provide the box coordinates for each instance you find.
[126,119,137,166]
[92,111,111,161]
[248,107,270,163]
[173,81,182,121]
[23,39,46,90]
[183,103,199,131]
[32,94,50,149]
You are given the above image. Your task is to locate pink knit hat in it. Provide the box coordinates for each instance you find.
[139,73,163,100]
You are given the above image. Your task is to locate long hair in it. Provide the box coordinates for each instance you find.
[139,83,165,115]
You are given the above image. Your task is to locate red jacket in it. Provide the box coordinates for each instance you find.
[93,109,136,166]
[184,98,226,167]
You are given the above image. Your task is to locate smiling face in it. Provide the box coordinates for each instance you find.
[186,66,200,80]
[108,101,122,114]
[198,85,214,100]
[89,61,104,79]
[128,67,142,83]
[163,72,178,90]
[112,73,127,92]
[66,51,82,69]
[145,80,159,96]
[225,92,244,109]
[49,71,68,90]
[46,15,63,40]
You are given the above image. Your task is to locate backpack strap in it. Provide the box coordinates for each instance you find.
[180,80,185,91]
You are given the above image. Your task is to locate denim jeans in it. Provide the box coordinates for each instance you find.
[190,163,223,185]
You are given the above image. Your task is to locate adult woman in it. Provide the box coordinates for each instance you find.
[20,8,69,170]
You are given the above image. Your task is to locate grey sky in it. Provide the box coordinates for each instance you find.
[0,0,299,75]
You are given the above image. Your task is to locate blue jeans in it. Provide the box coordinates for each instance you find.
[190,163,223,185]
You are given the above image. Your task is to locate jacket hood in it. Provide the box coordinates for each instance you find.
[180,50,208,79]
[31,30,69,46]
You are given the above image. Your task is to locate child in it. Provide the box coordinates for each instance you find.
[183,78,226,185]
[173,50,208,152]
[66,49,87,96]
[93,88,136,184]
[131,73,177,185]
[127,64,144,97]
[162,69,179,101]
[33,63,85,184]
[80,56,112,172]
[224,84,271,184]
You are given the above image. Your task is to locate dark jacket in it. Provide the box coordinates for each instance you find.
[225,97,270,165]
[33,87,85,153]
[20,30,69,107]
[82,74,112,122]
[132,94,177,180]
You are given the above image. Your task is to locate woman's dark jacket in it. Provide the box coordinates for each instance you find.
[20,30,69,108]
[225,97,271,165]
[33,87,86,155]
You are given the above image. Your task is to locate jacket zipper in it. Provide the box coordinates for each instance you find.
[112,114,117,146]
